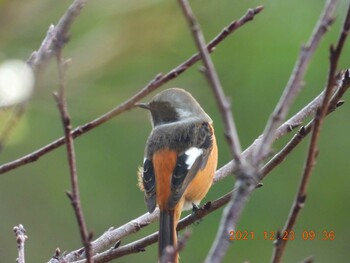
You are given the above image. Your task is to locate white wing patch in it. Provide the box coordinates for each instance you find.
[185,147,203,169]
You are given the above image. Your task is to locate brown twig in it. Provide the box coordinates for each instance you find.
[0,6,263,176]
[252,0,337,166]
[178,0,244,164]
[208,1,337,262]
[13,224,28,263]
[27,0,88,74]
[54,50,93,263]
[261,70,350,178]
[0,0,88,152]
[271,3,350,262]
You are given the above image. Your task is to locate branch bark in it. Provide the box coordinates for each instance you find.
[177,0,244,164]
[251,0,337,166]
[13,224,27,263]
[54,49,93,263]
[271,2,350,262]
[27,0,88,74]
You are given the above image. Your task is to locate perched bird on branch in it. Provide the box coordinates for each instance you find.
[137,88,218,262]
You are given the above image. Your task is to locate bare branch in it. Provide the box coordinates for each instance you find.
[0,6,263,175]
[205,1,338,262]
[13,224,28,263]
[252,0,337,166]
[261,70,350,178]
[177,0,244,163]
[54,49,92,263]
[271,3,350,262]
[0,0,88,153]
[27,0,88,74]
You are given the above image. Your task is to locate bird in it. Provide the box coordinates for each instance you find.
[137,88,218,262]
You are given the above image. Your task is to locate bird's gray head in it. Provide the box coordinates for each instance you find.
[137,88,212,127]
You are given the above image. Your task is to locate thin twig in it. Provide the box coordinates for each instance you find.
[252,0,337,166]
[54,49,93,263]
[271,3,350,262]
[0,6,263,175]
[0,0,88,154]
[27,0,88,74]
[13,224,27,263]
[261,70,350,178]
[178,0,243,164]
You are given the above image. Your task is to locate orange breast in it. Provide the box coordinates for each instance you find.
[184,134,218,205]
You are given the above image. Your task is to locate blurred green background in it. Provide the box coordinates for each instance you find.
[1,0,350,262]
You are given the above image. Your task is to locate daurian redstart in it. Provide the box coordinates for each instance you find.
[137,88,218,262]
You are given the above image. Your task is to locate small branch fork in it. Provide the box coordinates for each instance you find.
[271,2,350,262]
[27,0,88,74]
[13,224,28,263]
[251,0,337,166]
[0,0,88,151]
[54,49,93,263]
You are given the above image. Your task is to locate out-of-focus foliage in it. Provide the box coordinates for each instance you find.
[0,0,349,262]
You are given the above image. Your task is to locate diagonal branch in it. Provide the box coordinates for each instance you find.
[206,1,337,262]
[27,0,88,74]
[54,49,93,263]
[271,3,350,262]
[0,6,263,176]
[252,0,337,166]
[177,0,244,164]
[0,0,88,152]
[261,70,350,178]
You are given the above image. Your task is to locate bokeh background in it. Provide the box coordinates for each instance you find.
[0,0,350,262]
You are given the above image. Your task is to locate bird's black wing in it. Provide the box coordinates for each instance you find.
[167,122,213,209]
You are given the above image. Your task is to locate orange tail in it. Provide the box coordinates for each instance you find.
[159,209,178,262]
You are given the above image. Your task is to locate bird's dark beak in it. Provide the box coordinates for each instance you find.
[135,102,150,110]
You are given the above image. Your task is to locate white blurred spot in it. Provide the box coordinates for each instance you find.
[0,60,34,108]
